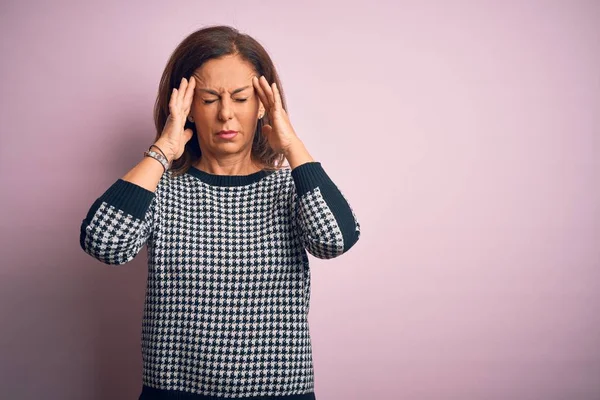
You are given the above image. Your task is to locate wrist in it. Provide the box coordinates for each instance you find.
[152,140,176,163]
[283,138,314,169]
[282,137,303,157]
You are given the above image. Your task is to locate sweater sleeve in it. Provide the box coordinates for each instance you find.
[290,161,361,259]
[79,178,160,265]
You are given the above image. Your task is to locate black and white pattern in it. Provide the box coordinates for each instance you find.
[80,161,360,399]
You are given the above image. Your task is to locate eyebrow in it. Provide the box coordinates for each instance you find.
[196,86,251,96]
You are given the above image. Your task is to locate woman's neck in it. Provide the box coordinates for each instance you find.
[193,156,264,176]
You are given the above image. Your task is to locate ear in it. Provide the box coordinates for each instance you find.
[258,100,265,119]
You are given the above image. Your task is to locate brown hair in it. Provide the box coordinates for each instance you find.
[153,25,288,177]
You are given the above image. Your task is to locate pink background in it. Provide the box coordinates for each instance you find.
[1,1,599,399]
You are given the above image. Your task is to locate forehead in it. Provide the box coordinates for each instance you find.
[192,55,256,88]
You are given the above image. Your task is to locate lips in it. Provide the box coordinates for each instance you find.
[217,130,238,139]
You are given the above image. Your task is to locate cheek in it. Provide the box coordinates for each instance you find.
[240,110,258,128]
[190,106,213,125]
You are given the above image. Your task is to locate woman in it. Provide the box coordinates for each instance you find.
[80,25,360,400]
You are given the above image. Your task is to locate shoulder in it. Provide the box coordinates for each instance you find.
[154,169,185,197]
[267,165,293,186]
[261,166,298,207]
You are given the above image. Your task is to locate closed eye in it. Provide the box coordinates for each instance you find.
[203,99,248,104]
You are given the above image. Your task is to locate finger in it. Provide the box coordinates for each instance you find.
[169,88,177,112]
[254,75,272,109]
[262,124,272,140]
[184,128,194,142]
[272,82,282,110]
[183,76,195,110]
[259,76,275,107]
[178,77,188,106]
[252,76,269,110]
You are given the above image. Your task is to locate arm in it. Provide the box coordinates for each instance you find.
[80,75,196,264]
[79,150,168,265]
[286,139,361,259]
[251,76,360,258]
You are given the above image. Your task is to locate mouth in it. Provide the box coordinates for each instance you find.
[216,130,238,139]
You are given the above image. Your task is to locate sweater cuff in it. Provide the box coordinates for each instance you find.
[291,161,331,196]
[97,179,155,220]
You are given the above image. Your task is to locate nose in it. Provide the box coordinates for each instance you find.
[218,98,234,121]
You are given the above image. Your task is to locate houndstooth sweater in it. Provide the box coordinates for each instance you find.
[79,161,360,400]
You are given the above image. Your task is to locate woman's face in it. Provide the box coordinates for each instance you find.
[189,54,265,160]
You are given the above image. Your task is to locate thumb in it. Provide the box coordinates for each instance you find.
[261,124,272,141]
[183,128,194,143]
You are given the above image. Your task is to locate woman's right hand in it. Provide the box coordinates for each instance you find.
[155,76,196,162]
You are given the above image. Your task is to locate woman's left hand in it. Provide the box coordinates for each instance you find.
[252,75,300,154]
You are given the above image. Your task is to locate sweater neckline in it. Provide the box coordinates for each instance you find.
[186,165,277,187]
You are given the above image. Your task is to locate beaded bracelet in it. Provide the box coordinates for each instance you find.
[143,149,171,172]
[149,144,168,160]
